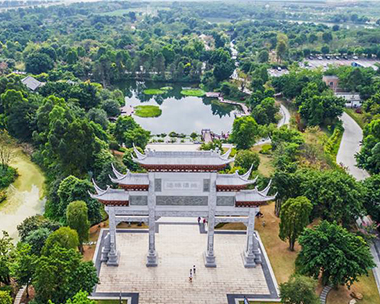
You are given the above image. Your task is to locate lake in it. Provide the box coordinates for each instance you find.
[117,81,239,135]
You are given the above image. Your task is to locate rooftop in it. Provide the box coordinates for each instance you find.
[21,76,45,91]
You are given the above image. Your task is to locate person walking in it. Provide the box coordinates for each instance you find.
[189,270,193,283]
[197,216,201,224]
[193,265,196,275]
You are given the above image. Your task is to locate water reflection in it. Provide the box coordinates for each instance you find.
[116,81,238,134]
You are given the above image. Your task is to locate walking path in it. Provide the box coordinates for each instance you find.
[336,112,380,298]
[13,286,26,304]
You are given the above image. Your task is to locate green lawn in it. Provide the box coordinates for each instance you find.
[160,86,173,91]
[143,89,165,95]
[180,89,205,97]
[134,105,162,118]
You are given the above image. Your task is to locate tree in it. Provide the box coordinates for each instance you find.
[17,215,60,242]
[0,231,15,285]
[65,291,95,304]
[101,99,121,117]
[57,176,101,225]
[258,50,269,63]
[322,32,333,43]
[0,131,14,168]
[231,116,260,150]
[0,291,12,304]
[213,61,235,82]
[321,45,330,55]
[66,201,90,253]
[33,246,98,304]
[279,275,319,304]
[122,147,143,171]
[296,221,375,287]
[279,196,312,251]
[234,150,260,173]
[25,52,54,74]
[357,119,380,174]
[113,116,138,145]
[24,227,51,256]
[124,126,150,149]
[276,34,288,62]
[42,227,79,256]
[361,175,380,223]
[11,243,35,297]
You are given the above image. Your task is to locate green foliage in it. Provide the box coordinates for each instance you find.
[66,201,90,252]
[17,215,59,242]
[357,119,380,174]
[42,227,79,256]
[122,147,143,172]
[25,52,54,74]
[231,116,260,150]
[25,228,52,256]
[134,105,162,118]
[361,175,380,224]
[0,291,12,304]
[279,196,312,251]
[296,221,375,287]
[33,246,98,304]
[279,275,319,304]
[324,124,344,158]
[200,140,222,152]
[234,150,260,173]
[55,176,101,225]
[251,97,279,125]
[0,231,15,285]
[273,169,364,225]
[11,243,35,293]
[0,165,17,190]
[65,291,95,304]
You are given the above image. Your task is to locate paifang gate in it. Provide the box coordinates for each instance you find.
[90,146,276,268]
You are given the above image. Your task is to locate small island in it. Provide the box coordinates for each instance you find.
[180,89,206,97]
[134,105,162,118]
[143,89,166,95]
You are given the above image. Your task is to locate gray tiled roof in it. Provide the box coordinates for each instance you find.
[21,76,44,91]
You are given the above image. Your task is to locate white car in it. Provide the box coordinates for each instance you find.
[353,56,358,60]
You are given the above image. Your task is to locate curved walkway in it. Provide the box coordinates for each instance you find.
[336,112,380,298]
[336,112,369,181]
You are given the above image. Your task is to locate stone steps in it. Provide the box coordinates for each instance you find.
[320,285,333,304]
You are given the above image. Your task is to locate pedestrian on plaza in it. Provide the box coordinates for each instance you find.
[203,218,206,224]
[197,216,201,224]
[189,272,193,283]
[193,265,196,274]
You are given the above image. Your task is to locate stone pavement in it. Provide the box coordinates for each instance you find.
[96,224,273,304]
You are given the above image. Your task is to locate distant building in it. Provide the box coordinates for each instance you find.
[322,75,339,92]
[21,76,45,91]
[336,92,361,108]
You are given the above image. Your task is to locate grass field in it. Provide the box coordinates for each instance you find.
[180,89,205,97]
[134,105,162,117]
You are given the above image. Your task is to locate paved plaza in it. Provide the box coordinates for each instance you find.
[94,223,277,304]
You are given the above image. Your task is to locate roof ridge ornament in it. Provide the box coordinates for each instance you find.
[240,164,254,180]
[91,179,106,195]
[220,147,232,160]
[133,143,147,160]
[111,163,126,179]
[259,180,272,196]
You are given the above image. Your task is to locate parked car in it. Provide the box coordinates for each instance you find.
[353,55,359,60]
[326,55,331,60]
[343,55,348,60]
[277,66,282,71]
[317,56,323,60]
[335,56,340,60]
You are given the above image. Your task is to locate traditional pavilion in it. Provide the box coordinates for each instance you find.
[90,146,276,268]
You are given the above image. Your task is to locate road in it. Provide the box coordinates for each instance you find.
[336,112,369,181]
[336,113,380,297]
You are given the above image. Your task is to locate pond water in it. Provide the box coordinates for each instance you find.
[0,146,45,241]
[117,81,239,135]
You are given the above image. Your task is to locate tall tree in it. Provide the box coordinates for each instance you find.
[0,231,15,285]
[279,196,312,251]
[230,116,260,150]
[296,221,375,287]
[42,227,79,256]
[234,150,260,173]
[66,201,90,253]
[33,246,98,304]
[11,243,35,297]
